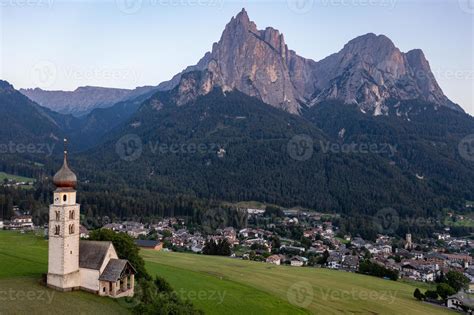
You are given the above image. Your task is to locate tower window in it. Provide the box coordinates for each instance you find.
[55,211,60,221]
[69,224,75,234]
[63,195,67,202]
[69,210,74,220]
[55,225,60,235]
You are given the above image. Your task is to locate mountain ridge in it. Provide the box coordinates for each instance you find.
[157,8,462,115]
[20,85,157,116]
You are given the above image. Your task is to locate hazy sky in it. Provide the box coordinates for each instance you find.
[1,0,473,113]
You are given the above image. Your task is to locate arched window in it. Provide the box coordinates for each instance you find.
[55,225,60,235]
[55,211,60,221]
[63,194,67,202]
[69,210,74,220]
[69,224,74,234]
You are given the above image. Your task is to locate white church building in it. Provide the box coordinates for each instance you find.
[47,147,136,298]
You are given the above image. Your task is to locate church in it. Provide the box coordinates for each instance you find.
[47,146,136,298]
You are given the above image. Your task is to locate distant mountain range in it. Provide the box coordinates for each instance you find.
[1,9,473,238]
[20,85,157,116]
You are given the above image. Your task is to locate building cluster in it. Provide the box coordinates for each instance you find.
[1,178,34,188]
[1,207,34,230]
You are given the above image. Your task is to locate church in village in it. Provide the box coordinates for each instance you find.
[47,146,136,298]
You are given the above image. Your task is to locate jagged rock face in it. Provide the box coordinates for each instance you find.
[310,33,462,114]
[164,9,301,114]
[160,9,462,115]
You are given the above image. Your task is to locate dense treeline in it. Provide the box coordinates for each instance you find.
[358,260,399,280]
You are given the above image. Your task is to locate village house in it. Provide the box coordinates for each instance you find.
[327,252,342,269]
[266,254,281,265]
[290,256,308,267]
[341,255,359,271]
[6,215,34,230]
[135,239,163,251]
[447,292,474,313]
[79,225,89,239]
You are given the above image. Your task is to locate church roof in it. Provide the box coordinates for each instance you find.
[99,259,136,282]
[53,146,77,189]
[79,241,112,270]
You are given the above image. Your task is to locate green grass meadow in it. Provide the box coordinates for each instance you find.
[0,230,456,315]
[142,250,455,315]
[0,231,129,315]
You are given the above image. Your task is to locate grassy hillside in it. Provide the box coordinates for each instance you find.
[0,172,34,183]
[0,231,129,315]
[0,230,456,314]
[142,250,455,315]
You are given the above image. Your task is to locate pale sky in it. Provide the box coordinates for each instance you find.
[1,0,473,113]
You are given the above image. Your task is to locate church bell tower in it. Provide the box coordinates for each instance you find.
[47,139,81,291]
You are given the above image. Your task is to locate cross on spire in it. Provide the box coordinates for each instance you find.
[64,138,68,162]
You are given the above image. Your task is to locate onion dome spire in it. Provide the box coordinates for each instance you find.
[53,139,77,189]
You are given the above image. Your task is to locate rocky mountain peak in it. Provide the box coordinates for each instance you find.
[158,9,462,115]
[166,9,301,113]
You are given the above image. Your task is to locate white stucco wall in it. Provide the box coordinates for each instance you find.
[99,245,118,274]
[80,268,100,292]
